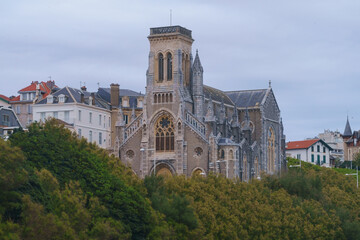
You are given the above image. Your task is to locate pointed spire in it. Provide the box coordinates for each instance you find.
[192,49,203,73]
[343,116,352,137]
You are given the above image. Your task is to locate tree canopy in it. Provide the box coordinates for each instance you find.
[0,120,359,239]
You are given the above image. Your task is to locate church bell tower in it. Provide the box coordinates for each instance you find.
[141,26,195,177]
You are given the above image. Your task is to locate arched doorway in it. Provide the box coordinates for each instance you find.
[192,167,206,177]
[151,162,175,177]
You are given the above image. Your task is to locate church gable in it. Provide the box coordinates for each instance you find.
[262,89,280,121]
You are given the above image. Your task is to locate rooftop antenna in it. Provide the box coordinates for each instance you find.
[170,9,172,26]
[269,80,272,88]
[48,76,52,81]
[97,82,100,89]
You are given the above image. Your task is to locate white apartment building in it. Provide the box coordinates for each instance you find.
[33,86,112,149]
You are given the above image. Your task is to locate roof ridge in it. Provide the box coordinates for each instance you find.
[65,86,77,102]
[225,89,267,93]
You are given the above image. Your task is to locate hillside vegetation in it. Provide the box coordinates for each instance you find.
[1,120,359,239]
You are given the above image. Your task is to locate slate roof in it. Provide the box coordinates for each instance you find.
[0,107,22,128]
[226,89,267,108]
[37,86,111,110]
[97,88,144,108]
[343,117,352,137]
[286,139,333,150]
[203,85,234,106]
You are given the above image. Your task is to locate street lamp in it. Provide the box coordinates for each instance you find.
[345,167,358,189]
[289,159,301,169]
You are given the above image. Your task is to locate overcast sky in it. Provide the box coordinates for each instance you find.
[1,0,359,141]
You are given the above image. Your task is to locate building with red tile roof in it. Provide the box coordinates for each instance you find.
[286,139,319,150]
[0,94,11,107]
[10,80,59,127]
[286,139,333,167]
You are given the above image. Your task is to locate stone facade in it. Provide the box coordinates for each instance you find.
[114,25,286,180]
[342,117,360,162]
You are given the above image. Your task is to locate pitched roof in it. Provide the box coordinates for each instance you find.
[97,88,144,108]
[203,85,234,106]
[9,95,20,101]
[11,81,59,102]
[286,139,333,150]
[37,86,111,110]
[0,94,10,102]
[226,89,267,108]
[343,117,352,137]
[18,81,46,93]
[286,139,319,150]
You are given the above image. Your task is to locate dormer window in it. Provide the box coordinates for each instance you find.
[47,95,54,104]
[138,99,143,108]
[58,94,65,103]
[122,99,129,107]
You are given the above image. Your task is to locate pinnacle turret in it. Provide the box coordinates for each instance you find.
[343,116,352,137]
[192,49,203,73]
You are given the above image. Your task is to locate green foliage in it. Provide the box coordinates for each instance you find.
[144,176,198,238]
[0,139,28,221]
[1,123,360,239]
[8,120,154,239]
[265,170,323,201]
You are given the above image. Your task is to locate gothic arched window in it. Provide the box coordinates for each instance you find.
[267,128,275,172]
[229,150,234,159]
[158,53,164,81]
[167,53,172,80]
[155,115,174,152]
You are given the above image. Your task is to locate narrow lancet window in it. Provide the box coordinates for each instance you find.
[167,53,172,80]
[158,53,164,81]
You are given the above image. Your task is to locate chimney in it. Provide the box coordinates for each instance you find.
[91,92,95,105]
[81,86,87,91]
[46,80,55,90]
[110,83,119,108]
[80,93,84,103]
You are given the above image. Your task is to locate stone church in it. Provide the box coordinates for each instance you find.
[114,25,286,181]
